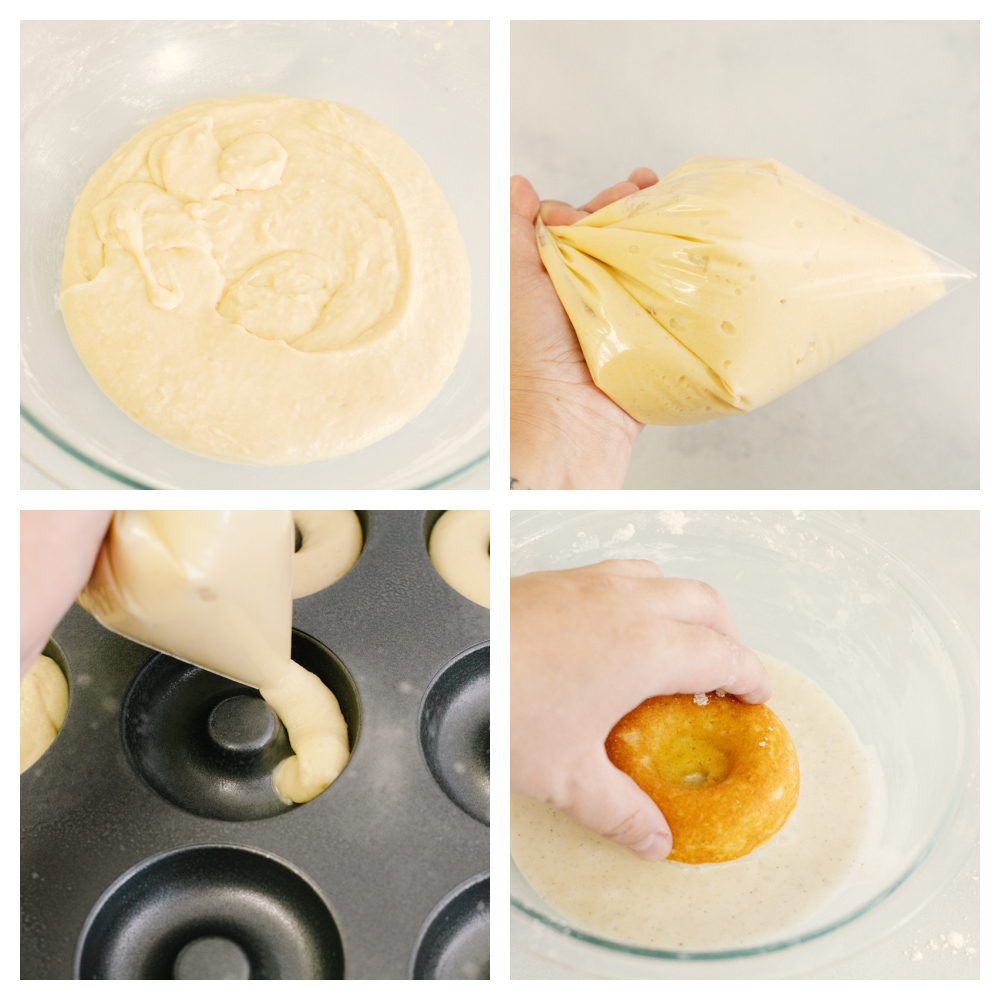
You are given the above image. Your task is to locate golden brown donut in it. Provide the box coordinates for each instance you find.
[606,692,799,864]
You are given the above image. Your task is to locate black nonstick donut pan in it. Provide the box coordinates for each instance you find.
[20,511,490,980]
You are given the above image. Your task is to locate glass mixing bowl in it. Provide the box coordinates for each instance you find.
[509,510,978,978]
[21,21,488,488]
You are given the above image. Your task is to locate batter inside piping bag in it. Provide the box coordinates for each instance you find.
[78,510,349,804]
[536,156,974,424]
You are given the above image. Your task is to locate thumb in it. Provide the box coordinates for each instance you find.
[510,177,546,282]
[510,175,540,223]
[565,757,672,862]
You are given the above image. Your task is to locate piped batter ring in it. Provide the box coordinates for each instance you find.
[122,630,361,821]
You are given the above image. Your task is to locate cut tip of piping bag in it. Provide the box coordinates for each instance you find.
[923,243,977,294]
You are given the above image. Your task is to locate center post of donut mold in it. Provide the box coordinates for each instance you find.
[653,736,730,787]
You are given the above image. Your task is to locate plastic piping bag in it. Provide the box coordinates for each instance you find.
[536,157,974,425]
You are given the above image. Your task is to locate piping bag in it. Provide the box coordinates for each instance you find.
[78,510,348,803]
[536,157,975,424]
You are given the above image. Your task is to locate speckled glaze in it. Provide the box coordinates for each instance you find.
[512,653,872,951]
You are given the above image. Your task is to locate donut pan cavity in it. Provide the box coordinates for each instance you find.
[21,511,490,980]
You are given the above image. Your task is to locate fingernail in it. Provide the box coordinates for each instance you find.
[629,831,671,860]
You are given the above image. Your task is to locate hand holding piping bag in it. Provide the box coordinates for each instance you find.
[510,170,658,490]
[20,511,113,678]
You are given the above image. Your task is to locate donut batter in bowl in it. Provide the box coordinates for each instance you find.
[511,653,872,951]
[60,95,471,464]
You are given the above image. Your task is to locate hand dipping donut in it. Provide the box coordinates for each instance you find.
[511,561,771,862]
[606,690,799,863]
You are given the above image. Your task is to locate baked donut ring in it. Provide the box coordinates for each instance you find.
[292,511,363,599]
[428,510,489,608]
[606,692,799,864]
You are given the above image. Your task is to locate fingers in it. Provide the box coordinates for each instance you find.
[510,177,547,281]
[647,578,741,640]
[538,199,589,227]
[580,169,658,212]
[579,180,643,214]
[625,621,772,707]
[537,167,661,228]
[574,564,739,638]
[724,647,772,704]
[564,755,672,861]
[577,558,664,580]
[627,167,660,189]
[21,511,114,677]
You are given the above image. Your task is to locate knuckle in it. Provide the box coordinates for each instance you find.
[694,579,723,605]
[592,558,629,574]
[628,616,660,654]
[632,558,661,576]
[603,806,651,844]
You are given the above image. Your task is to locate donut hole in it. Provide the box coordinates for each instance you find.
[653,736,729,787]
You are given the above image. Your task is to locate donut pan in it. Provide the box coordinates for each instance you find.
[20,511,490,980]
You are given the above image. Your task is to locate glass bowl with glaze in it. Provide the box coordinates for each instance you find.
[21,21,488,488]
[509,510,978,978]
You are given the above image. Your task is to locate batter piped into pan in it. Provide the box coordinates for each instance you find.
[79,510,348,803]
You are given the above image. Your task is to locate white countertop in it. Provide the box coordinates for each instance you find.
[511,511,979,979]
[512,21,979,489]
